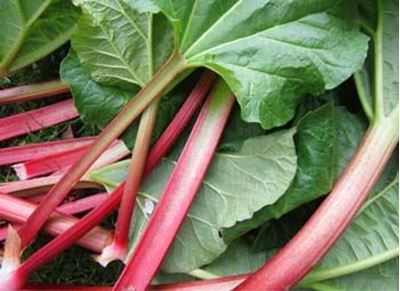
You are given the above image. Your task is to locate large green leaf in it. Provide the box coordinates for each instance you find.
[200,177,399,291]
[72,0,173,87]
[0,0,79,77]
[301,177,399,289]
[71,0,368,129]
[60,50,134,128]
[88,129,297,272]
[356,0,398,120]
[379,0,398,117]
[60,49,193,147]
[223,104,365,242]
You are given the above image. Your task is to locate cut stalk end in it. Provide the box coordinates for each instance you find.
[94,242,127,267]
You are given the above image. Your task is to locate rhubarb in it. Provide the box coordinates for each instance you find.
[235,1,399,289]
[114,80,235,290]
[0,137,95,166]
[0,176,101,197]
[0,99,79,142]
[17,53,186,250]
[13,139,129,180]
[3,185,124,289]
[98,101,160,265]
[0,193,111,252]
[0,80,69,105]
[144,70,216,175]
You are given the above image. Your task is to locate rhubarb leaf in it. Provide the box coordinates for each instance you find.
[0,0,79,77]
[377,0,398,117]
[72,0,174,87]
[61,50,134,128]
[61,49,191,146]
[223,104,365,242]
[71,0,368,129]
[152,0,368,128]
[201,176,399,291]
[301,177,399,289]
[89,129,297,272]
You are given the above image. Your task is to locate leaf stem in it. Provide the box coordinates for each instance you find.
[0,80,69,105]
[300,248,399,286]
[113,79,235,290]
[97,101,160,265]
[0,137,95,167]
[353,72,374,121]
[0,193,112,252]
[16,52,186,249]
[144,70,216,175]
[234,119,398,290]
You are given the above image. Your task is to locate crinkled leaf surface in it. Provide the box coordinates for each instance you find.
[356,0,398,120]
[0,0,79,76]
[88,129,297,272]
[378,0,398,117]
[201,177,399,291]
[61,50,134,128]
[60,49,192,147]
[70,0,368,129]
[302,177,399,289]
[223,104,366,242]
[72,0,174,87]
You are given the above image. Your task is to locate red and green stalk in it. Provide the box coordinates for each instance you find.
[16,53,186,251]
[114,79,235,290]
[235,3,398,288]
[0,69,215,289]
[98,70,216,265]
[0,80,69,105]
[0,193,111,252]
[13,139,129,180]
[97,101,160,265]
[0,99,79,142]
[0,137,95,166]
[143,70,216,175]
[0,175,102,197]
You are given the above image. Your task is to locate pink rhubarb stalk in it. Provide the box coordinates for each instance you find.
[4,185,124,289]
[144,70,216,175]
[0,80,69,105]
[16,53,185,250]
[0,193,112,252]
[98,70,216,264]
[235,122,398,290]
[13,139,129,180]
[0,176,101,197]
[97,102,160,265]
[0,99,79,142]
[114,80,235,290]
[0,137,95,166]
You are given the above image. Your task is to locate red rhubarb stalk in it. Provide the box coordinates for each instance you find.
[114,80,235,290]
[235,1,398,288]
[0,193,112,252]
[235,119,398,290]
[0,99,79,142]
[0,176,101,197]
[0,70,214,288]
[16,52,185,250]
[97,102,160,265]
[144,70,216,175]
[4,185,124,289]
[0,193,109,242]
[0,137,95,166]
[13,139,128,180]
[0,80,69,105]
[99,71,216,264]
